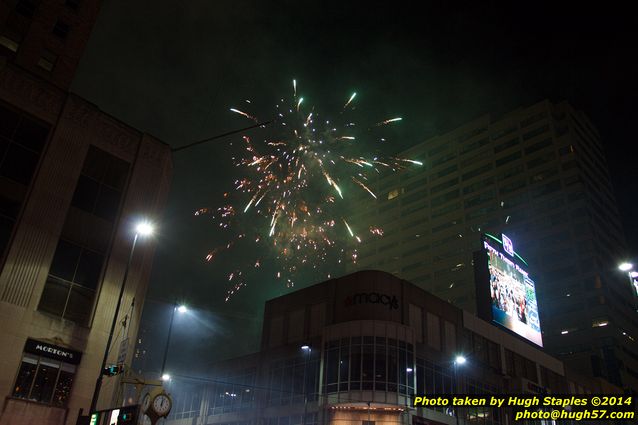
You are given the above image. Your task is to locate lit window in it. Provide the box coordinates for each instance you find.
[37,50,58,72]
[0,35,19,52]
[12,340,80,406]
[387,189,400,200]
[592,319,609,328]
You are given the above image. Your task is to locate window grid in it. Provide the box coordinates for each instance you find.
[12,353,75,406]
[322,336,415,395]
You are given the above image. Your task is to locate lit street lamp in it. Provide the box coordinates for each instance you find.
[618,262,633,272]
[160,303,188,379]
[301,345,311,425]
[453,355,467,425]
[618,262,638,296]
[90,220,155,414]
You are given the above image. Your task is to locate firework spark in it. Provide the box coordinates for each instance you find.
[199,81,421,300]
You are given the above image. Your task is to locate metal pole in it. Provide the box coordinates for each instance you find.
[160,302,177,376]
[626,271,637,296]
[90,232,139,413]
[302,348,310,425]
[454,363,460,425]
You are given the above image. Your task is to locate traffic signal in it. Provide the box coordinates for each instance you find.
[117,405,140,423]
[102,364,124,376]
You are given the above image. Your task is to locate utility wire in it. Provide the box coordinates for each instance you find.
[171,120,273,153]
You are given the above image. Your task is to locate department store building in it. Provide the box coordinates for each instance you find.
[162,271,619,425]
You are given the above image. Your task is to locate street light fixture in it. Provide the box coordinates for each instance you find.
[89,220,155,414]
[618,262,638,297]
[160,303,189,379]
[618,262,633,272]
[135,221,154,237]
[453,355,467,425]
[301,345,312,425]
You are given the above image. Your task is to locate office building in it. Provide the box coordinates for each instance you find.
[1,2,173,424]
[162,270,618,425]
[347,100,637,392]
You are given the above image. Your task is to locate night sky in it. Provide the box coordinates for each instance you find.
[71,1,638,372]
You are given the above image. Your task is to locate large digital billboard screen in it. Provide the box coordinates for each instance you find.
[483,236,542,347]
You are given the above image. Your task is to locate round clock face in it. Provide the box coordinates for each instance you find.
[141,393,151,412]
[152,393,172,416]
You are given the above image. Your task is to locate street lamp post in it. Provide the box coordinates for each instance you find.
[301,345,311,425]
[453,355,466,425]
[89,221,154,414]
[161,303,188,381]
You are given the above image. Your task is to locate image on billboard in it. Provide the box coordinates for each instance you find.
[485,240,542,346]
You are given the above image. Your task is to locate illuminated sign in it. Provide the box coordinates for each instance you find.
[502,234,514,257]
[24,338,82,364]
[483,237,543,347]
[89,405,139,425]
[109,409,120,425]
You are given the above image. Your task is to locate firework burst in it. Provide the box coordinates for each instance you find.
[199,81,421,301]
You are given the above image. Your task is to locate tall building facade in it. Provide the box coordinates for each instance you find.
[1,0,101,90]
[1,2,173,425]
[348,100,638,392]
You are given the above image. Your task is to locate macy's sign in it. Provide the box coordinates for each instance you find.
[344,292,399,310]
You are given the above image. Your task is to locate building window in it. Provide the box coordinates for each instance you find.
[71,146,129,222]
[431,178,459,195]
[490,126,517,141]
[493,137,520,154]
[461,163,492,181]
[37,49,58,72]
[495,151,521,167]
[435,164,458,179]
[524,138,553,155]
[322,336,415,396]
[362,421,375,425]
[65,0,81,10]
[52,20,70,39]
[387,188,400,200]
[430,189,459,207]
[520,112,546,128]
[0,105,48,184]
[460,137,489,155]
[267,354,318,408]
[12,353,76,406]
[15,0,38,17]
[38,239,104,324]
[522,124,549,141]
[0,34,20,52]
[415,357,458,415]
[0,104,49,254]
